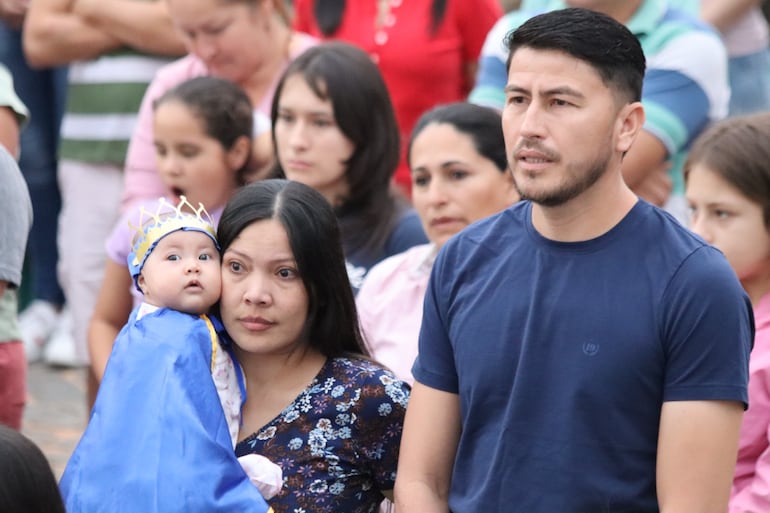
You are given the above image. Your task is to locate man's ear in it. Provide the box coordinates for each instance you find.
[616,101,645,154]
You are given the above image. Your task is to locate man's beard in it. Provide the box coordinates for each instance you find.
[512,145,610,207]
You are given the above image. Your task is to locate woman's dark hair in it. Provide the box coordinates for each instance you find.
[153,76,254,185]
[314,0,447,35]
[506,8,645,104]
[407,102,508,173]
[0,425,66,513]
[270,41,407,260]
[217,179,369,357]
[684,112,770,226]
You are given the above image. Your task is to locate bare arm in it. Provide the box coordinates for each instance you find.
[657,400,744,513]
[23,0,120,68]
[88,259,133,382]
[701,0,762,33]
[0,0,28,28]
[72,0,185,57]
[0,106,20,156]
[622,129,672,206]
[394,382,462,513]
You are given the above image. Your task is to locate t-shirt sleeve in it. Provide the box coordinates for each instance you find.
[0,64,28,126]
[355,368,410,491]
[468,12,525,109]
[642,29,729,155]
[661,245,753,407]
[412,246,459,393]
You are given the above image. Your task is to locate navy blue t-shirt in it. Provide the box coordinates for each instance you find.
[413,200,753,513]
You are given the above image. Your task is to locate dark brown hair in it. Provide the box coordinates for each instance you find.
[684,112,770,225]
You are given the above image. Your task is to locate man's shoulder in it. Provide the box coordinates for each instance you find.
[437,204,526,269]
[630,201,709,254]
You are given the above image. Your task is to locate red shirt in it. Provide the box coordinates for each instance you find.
[293,0,502,196]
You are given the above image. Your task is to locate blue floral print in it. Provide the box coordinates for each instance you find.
[235,357,410,513]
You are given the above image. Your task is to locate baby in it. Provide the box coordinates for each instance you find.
[60,197,280,513]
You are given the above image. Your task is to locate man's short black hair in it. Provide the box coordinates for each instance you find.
[506,7,646,103]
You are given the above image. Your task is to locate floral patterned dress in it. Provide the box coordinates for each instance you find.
[235,357,410,513]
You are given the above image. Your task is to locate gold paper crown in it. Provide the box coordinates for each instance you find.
[127,196,218,282]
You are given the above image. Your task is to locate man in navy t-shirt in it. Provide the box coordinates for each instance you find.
[394,8,753,513]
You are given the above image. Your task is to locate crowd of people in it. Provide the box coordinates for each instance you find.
[1,0,770,512]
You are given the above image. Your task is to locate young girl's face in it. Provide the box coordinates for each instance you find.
[273,74,355,206]
[686,163,770,287]
[138,230,221,315]
[153,99,243,210]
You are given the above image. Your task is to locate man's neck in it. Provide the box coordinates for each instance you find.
[530,172,639,242]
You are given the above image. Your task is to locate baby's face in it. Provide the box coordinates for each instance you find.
[138,230,221,315]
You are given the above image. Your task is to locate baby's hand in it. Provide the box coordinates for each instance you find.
[237,454,283,499]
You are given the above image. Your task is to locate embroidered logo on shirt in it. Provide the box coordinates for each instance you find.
[582,342,600,356]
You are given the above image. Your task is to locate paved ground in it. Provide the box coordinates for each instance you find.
[22,362,88,479]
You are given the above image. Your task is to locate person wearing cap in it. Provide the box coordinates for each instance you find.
[59,196,279,513]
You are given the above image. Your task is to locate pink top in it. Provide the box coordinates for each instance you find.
[356,243,436,384]
[731,292,770,513]
[120,34,317,213]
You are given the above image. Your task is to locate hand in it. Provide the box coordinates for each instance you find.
[631,160,673,207]
[0,0,29,28]
[237,454,283,499]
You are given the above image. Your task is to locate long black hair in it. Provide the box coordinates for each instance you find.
[314,0,448,36]
[217,179,369,358]
[0,425,66,513]
[270,42,408,260]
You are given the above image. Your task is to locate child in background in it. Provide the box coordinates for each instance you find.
[60,198,280,513]
[684,112,770,513]
[89,76,254,392]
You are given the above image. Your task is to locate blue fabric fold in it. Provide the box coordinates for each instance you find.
[60,308,271,513]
